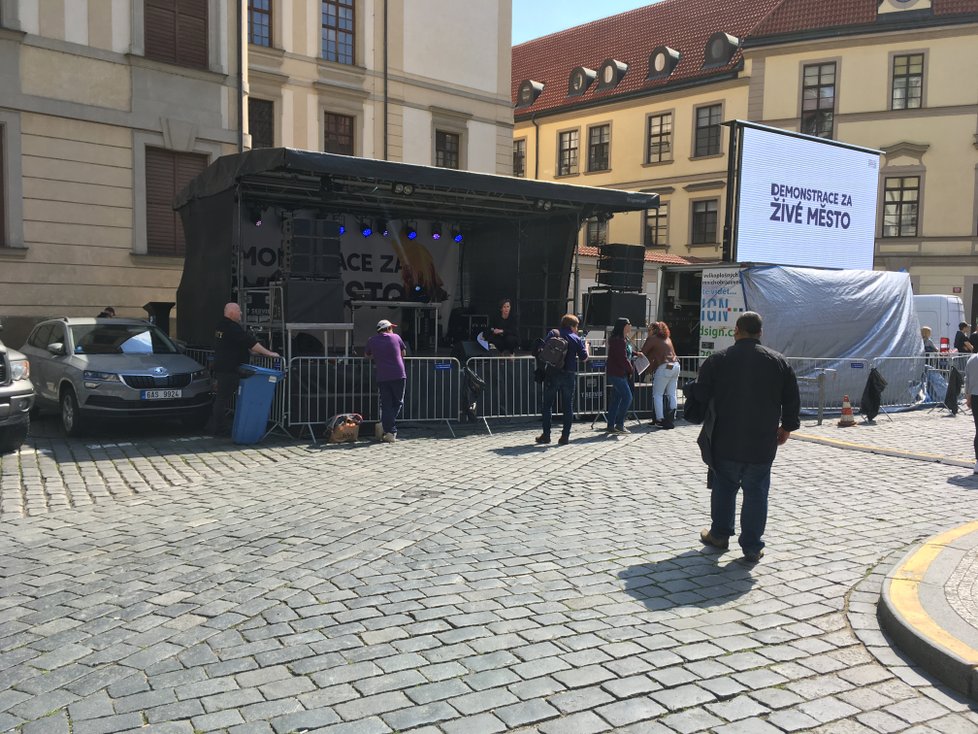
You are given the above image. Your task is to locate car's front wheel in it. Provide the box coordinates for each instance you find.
[60,387,84,437]
[0,420,29,454]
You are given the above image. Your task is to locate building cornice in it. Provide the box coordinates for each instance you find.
[743,15,978,50]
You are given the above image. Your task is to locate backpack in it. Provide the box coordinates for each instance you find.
[538,331,569,370]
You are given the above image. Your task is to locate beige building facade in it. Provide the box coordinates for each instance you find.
[0,0,513,345]
[512,0,978,322]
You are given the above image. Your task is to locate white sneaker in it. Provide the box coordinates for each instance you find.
[382,432,397,443]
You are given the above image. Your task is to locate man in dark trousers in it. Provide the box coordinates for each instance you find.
[696,311,800,564]
[537,313,588,446]
[207,302,279,436]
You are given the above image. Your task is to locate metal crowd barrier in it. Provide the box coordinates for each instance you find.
[287,356,460,441]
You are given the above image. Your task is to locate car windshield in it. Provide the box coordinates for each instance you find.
[70,323,178,355]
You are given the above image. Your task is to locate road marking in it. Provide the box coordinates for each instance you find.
[792,433,974,468]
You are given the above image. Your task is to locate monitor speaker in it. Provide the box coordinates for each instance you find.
[584,291,648,327]
[452,340,493,364]
[284,279,346,323]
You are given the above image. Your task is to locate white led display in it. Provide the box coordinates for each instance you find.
[735,125,880,270]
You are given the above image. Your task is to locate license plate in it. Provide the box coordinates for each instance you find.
[141,389,182,400]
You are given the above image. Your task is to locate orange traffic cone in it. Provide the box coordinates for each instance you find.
[837,394,856,427]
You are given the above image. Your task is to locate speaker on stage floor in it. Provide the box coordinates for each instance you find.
[584,291,648,327]
[284,279,345,323]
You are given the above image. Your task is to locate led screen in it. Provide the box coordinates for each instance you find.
[735,125,880,270]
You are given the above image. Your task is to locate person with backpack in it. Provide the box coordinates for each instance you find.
[536,314,588,445]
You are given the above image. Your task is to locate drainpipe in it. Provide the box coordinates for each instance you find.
[383,0,389,160]
[236,0,244,152]
[530,112,539,179]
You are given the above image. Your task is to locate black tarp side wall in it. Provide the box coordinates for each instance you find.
[176,188,236,345]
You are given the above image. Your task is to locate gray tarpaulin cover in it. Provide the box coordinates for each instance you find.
[739,266,923,411]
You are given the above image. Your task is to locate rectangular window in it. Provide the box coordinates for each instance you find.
[586,219,607,248]
[145,148,207,257]
[646,112,672,164]
[801,62,836,139]
[693,104,722,157]
[322,0,355,65]
[882,176,919,237]
[892,53,923,110]
[557,130,579,176]
[644,202,669,248]
[587,124,610,172]
[691,200,718,244]
[249,99,275,149]
[248,0,272,47]
[144,0,208,69]
[435,131,460,169]
[324,112,355,155]
[513,138,526,178]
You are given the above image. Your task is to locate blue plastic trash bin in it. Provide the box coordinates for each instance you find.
[232,364,284,445]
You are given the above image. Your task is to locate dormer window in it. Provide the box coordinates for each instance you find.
[648,46,680,80]
[703,32,739,67]
[516,80,545,109]
[568,67,597,97]
[878,0,932,15]
[596,59,628,92]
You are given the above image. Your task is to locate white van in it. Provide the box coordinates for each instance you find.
[913,294,965,350]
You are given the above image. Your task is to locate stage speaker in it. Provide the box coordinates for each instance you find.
[283,218,342,278]
[597,242,644,292]
[452,340,494,364]
[596,271,644,291]
[585,291,648,327]
[284,279,346,323]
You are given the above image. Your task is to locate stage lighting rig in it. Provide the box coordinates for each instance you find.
[452,224,464,244]
[246,204,263,226]
[431,222,442,240]
[406,223,418,240]
[359,219,373,237]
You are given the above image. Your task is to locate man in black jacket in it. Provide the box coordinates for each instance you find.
[696,312,800,564]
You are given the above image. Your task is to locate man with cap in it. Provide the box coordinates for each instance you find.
[365,319,407,443]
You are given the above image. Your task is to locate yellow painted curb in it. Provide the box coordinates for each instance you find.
[887,520,978,664]
[792,432,973,467]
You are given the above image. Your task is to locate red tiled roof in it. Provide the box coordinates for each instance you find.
[577,245,691,265]
[512,0,785,116]
[513,0,978,116]
[750,0,978,38]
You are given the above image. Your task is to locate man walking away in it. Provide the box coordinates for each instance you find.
[965,351,978,474]
[696,312,800,564]
[207,302,279,436]
[365,319,407,443]
[537,314,588,445]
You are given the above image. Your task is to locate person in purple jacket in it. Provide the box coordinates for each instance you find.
[605,317,635,434]
[365,319,407,443]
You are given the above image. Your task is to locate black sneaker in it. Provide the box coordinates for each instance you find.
[535,434,551,444]
[700,529,729,550]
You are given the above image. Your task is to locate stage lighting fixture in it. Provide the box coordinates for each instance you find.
[392,182,416,196]
[452,225,463,244]
[335,215,346,235]
[534,199,553,211]
[406,224,417,240]
[359,219,372,237]
[431,222,442,240]
[375,218,389,237]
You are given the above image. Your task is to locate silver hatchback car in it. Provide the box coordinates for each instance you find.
[21,318,211,436]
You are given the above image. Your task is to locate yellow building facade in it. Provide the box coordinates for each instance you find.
[0,0,513,345]
[513,0,978,322]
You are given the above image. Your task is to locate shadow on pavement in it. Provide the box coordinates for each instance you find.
[619,549,757,611]
[946,474,978,488]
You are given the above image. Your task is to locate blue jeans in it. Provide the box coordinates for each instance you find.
[378,378,406,435]
[606,376,633,429]
[542,370,576,438]
[709,458,772,555]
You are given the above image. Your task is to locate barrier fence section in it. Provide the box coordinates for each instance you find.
[287,356,461,441]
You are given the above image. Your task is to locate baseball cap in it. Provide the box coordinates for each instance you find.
[376,319,396,331]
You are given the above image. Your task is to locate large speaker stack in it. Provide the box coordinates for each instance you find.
[281,216,345,323]
[586,242,647,327]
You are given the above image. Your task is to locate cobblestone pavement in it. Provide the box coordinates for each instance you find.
[0,413,977,733]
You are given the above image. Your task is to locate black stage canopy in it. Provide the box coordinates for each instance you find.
[174,148,658,348]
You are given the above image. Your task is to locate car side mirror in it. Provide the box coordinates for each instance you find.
[172,338,187,354]
[47,342,65,356]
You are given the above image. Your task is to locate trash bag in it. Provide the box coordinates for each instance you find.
[462,366,486,421]
[860,368,887,421]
